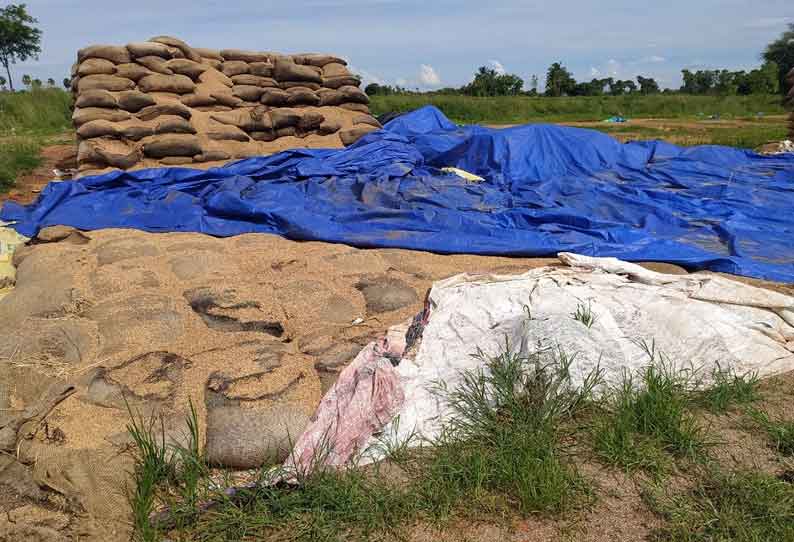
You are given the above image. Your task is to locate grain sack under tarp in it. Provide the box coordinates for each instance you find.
[70,36,381,177]
[287,254,794,473]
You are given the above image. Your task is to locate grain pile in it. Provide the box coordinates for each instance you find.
[70,36,381,177]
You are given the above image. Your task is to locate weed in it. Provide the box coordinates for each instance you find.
[651,468,794,541]
[126,405,174,542]
[594,353,706,473]
[416,343,601,518]
[696,365,760,413]
[748,409,794,456]
[571,301,597,328]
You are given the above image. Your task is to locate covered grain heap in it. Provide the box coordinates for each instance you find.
[70,36,381,176]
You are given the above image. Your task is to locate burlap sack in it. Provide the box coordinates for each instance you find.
[134,56,174,75]
[317,88,345,106]
[205,405,310,468]
[180,93,217,108]
[142,134,202,158]
[194,47,223,61]
[269,108,302,129]
[72,107,131,127]
[150,36,203,63]
[318,119,342,135]
[297,111,325,131]
[322,62,351,78]
[199,68,234,88]
[260,88,290,106]
[166,59,208,80]
[77,74,135,93]
[210,108,271,131]
[210,92,244,108]
[231,74,276,87]
[221,61,250,77]
[77,58,116,77]
[232,85,266,102]
[249,62,274,77]
[340,124,378,146]
[250,130,277,142]
[78,139,142,169]
[114,63,152,82]
[220,49,271,63]
[286,87,321,107]
[78,44,131,64]
[136,102,192,121]
[138,74,196,94]
[352,114,382,128]
[294,53,346,67]
[274,58,322,84]
[338,85,369,104]
[116,90,156,112]
[323,75,362,89]
[74,89,117,109]
[126,41,172,59]
[281,81,321,90]
[153,115,196,135]
[206,123,251,142]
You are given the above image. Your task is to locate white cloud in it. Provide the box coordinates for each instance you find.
[590,67,600,77]
[488,59,506,75]
[641,55,666,63]
[419,64,441,87]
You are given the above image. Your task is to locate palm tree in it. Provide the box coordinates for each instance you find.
[46,77,55,87]
[21,74,31,88]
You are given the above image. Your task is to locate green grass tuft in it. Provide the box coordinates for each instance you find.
[748,409,794,457]
[414,344,602,518]
[593,350,707,474]
[571,301,597,328]
[0,88,73,136]
[651,469,794,541]
[696,365,760,414]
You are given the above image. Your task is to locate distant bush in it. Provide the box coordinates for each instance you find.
[369,94,786,124]
[0,87,72,136]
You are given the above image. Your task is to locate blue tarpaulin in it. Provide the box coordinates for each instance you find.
[2,106,794,281]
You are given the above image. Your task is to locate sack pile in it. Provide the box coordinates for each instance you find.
[70,36,382,176]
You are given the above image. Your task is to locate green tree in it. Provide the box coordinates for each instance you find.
[0,75,6,90]
[637,75,660,95]
[364,82,381,95]
[31,77,40,88]
[463,66,523,96]
[0,4,42,92]
[46,76,54,86]
[763,23,794,95]
[62,77,70,90]
[544,62,576,97]
[21,72,30,88]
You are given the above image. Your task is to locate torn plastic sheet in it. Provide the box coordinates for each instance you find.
[288,254,794,471]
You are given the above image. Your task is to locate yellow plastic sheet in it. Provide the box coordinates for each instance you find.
[0,223,28,300]
[441,167,484,183]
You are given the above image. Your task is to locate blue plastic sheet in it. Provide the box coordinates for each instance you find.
[2,106,794,281]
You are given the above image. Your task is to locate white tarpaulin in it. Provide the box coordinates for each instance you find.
[289,254,794,470]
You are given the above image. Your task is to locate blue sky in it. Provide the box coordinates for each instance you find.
[8,0,792,91]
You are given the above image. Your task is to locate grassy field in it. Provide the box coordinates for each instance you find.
[369,94,788,124]
[128,344,794,542]
[0,88,72,191]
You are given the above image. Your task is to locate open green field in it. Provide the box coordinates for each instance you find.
[0,89,72,191]
[369,94,788,124]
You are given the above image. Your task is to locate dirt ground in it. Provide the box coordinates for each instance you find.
[1,141,77,206]
[1,127,793,541]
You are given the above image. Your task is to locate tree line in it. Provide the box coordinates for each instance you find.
[367,24,793,99]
